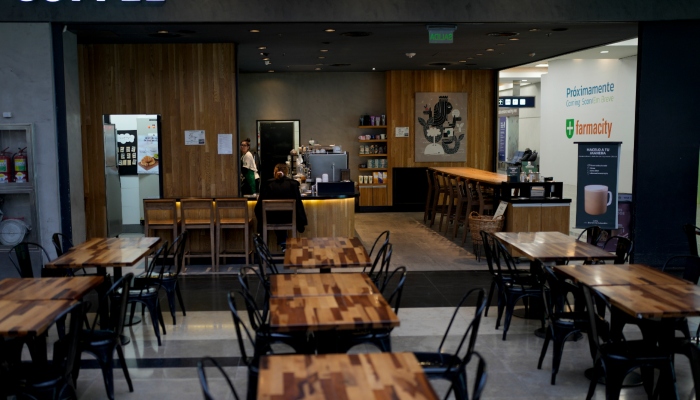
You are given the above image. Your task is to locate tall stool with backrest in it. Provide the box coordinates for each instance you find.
[143,199,179,265]
[261,199,296,248]
[423,169,434,224]
[430,171,447,228]
[438,174,458,233]
[180,198,216,270]
[216,198,254,266]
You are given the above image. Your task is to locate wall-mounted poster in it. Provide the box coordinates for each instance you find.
[414,92,467,162]
[575,141,621,230]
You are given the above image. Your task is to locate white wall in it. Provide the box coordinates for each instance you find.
[540,58,637,192]
[500,82,542,155]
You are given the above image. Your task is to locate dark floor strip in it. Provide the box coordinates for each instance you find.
[80,356,243,369]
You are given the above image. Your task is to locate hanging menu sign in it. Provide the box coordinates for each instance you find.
[575,142,621,229]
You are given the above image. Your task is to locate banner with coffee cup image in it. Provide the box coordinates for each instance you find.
[575,142,621,229]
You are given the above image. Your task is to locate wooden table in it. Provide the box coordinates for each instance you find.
[268,294,399,332]
[269,273,380,298]
[593,284,700,319]
[430,166,506,186]
[0,276,104,300]
[45,237,161,278]
[258,352,438,400]
[554,264,693,287]
[0,299,76,338]
[494,231,618,263]
[283,237,371,271]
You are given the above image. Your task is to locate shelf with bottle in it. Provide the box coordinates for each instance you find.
[359,168,388,172]
[358,125,387,129]
[358,139,387,143]
[359,154,387,157]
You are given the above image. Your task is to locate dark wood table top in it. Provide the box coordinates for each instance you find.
[0,300,76,337]
[258,352,438,400]
[269,294,400,332]
[283,237,371,270]
[269,273,380,298]
[494,231,617,262]
[554,264,692,287]
[593,284,700,319]
[494,231,577,244]
[45,237,161,269]
[0,277,104,300]
[430,166,506,186]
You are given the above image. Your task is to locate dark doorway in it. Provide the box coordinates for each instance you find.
[256,120,300,182]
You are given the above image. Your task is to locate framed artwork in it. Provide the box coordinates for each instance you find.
[414,92,468,162]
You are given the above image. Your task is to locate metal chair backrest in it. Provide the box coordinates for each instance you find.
[577,226,604,246]
[364,242,392,285]
[253,233,279,280]
[54,301,90,387]
[238,266,270,327]
[88,273,134,337]
[51,232,74,258]
[379,266,407,314]
[228,291,261,367]
[9,242,53,278]
[437,288,487,371]
[368,230,390,258]
[479,231,497,278]
[135,243,168,296]
[662,255,700,284]
[197,357,241,400]
[602,235,633,264]
[581,285,613,352]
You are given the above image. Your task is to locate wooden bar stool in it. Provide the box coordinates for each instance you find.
[143,199,179,265]
[423,169,434,224]
[261,199,296,248]
[180,199,216,270]
[438,174,458,233]
[429,171,447,228]
[215,198,254,266]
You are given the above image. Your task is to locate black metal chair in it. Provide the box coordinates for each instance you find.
[683,224,700,256]
[332,266,407,353]
[52,233,95,276]
[74,274,134,400]
[661,255,700,339]
[11,301,89,400]
[577,226,605,245]
[582,285,677,400]
[137,231,188,325]
[493,239,545,340]
[362,241,393,287]
[600,235,633,264]
[9,241,65,278]
[414,288,487,400]
[238,267,313,356]
[126,243,168,346]
[197,356,241,400]
[368,230,390,258]
[479,230,511,318]
[538,266,588,385]
[447,351,488,400]
[253,233,279,286]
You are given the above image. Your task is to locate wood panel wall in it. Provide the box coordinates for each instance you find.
[79,43,238,239]
[385,70,496,205]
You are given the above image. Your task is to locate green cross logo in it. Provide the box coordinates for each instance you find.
[565,119,575,139]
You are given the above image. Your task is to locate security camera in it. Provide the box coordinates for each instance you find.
[406,53,416,58]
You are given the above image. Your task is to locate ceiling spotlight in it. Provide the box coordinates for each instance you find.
[476,53,483,56]
[536,63,548,67]
[467,57,474,60]
[600,50,609,54]
[442,68,446,71]
[406,53,416,58]
[318,56,325,59]
[529,28,540,32]
[459,60,467,63]
[372,67,375,71]
[157,30,168,34]
[315,67,321,71]
[258,46,267,50]
[509,38,519,41]
[528,53,536,57]
[249,29,260,33]
[324,28,335,33]
[320,49,329,52]
[486,48,494,52]
[268,70,274,73]
[262,57,270,61]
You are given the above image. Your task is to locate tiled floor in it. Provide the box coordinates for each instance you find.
[25,212,700,399]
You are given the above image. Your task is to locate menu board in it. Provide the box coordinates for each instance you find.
[575,142,621,229]
[116,130,137,175]
[137,119,159,174]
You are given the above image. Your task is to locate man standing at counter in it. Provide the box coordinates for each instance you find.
[240,138,259,195]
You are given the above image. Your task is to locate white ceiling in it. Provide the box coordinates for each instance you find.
[499,38,638,89]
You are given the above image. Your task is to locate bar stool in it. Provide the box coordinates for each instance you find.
[429,171,447,228]
[261,199,296,247]
[438,174,458,233]
[215,198,254,266]
[423,169,434,224]
[180,199,216,270]
[143,199,179,265]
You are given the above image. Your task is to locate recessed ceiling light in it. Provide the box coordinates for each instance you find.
[509,38,519,41]
[521,79,528,82]
[325,28,335,33]
[536,63,548,67]
[529,28,540,32]
[320,49,329,52]
[258,46,266,50]
[315,68,321,71]
[157,30,168,34]
[459,60,467,63]
[600,50,609,54]
[442,68,446,70]
[262,57,270,61]
[486,49,494,52]
[268,70,274,73]
[467,57,474,60]
[249,29,260,33]
[476,53,483,56]
[318,56,325,59]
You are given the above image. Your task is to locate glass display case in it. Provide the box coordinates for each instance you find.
[0,124,38,248]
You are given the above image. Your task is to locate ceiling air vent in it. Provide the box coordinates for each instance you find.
[340,31,372,37]
[486,32,519,37]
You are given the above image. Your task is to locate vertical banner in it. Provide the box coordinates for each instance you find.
[498,116,507,162]
[575,142,621,229]
[136,118,159,174]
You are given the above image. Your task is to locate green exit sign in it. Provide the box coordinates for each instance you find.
[427,25,456,44]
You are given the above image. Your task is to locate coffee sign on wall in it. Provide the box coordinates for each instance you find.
[575,142,621,229]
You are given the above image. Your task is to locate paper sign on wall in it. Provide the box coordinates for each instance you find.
[218,134,233,154]
[185,130,205,145]
[395,127,409,137]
